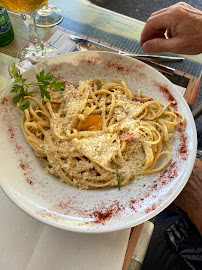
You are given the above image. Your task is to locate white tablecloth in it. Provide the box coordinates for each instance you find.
[0,188,131,270]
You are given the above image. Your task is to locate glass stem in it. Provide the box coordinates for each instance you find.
[21,13,45,53]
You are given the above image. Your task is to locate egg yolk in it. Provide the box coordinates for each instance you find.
[78,115,102,131]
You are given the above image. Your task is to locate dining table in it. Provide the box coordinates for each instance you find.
[0,0,201,270]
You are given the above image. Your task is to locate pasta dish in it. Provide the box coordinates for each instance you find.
[20,78,184,189]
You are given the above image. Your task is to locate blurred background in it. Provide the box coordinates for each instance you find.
[89,0,201,22]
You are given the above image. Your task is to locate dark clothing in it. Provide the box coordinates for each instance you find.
[142,207,202,270]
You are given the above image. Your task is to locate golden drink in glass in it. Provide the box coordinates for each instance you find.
[0,0,60,70]
[0,0,47,13]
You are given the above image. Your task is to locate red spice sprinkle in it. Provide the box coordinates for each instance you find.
[26,178,33,185]
[130,199,137,204]
[90,201,122,224]
[179,145,187,155]
[145,203,156,213]
[0,97,8,105]
[177,122,183,132]
[178,143,188,160]
[92,211,113,223]
[176,123,188,160]
[19,160,34,185]
[20,161,26,170]
[106,62,124,72]
[8,127,15,139]
[152,183,158,190]
[129,200,137,211]
[161,162,177,177]
[19,160,30,171]
[157,162,178,186]
[87,57,100,64]
[50,63,64,73]
[155,82,178,110]
[58,201,69,210]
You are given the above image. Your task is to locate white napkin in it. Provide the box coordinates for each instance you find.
[0,187,131,270]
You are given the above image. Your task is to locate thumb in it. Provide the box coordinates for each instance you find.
[141,37,181,53]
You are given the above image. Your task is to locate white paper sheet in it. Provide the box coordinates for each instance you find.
[47,30,75,55]
[0,187,130,270]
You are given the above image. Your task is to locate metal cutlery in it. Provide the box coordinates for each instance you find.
[76,41,177,75]
[69,34,184,62]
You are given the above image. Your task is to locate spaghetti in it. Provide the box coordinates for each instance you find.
[20,78,184,189]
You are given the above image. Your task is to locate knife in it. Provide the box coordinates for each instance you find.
[69,34,184,62]
[76,42,177,75]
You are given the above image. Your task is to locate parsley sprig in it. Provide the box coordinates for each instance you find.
[9,64,64,110]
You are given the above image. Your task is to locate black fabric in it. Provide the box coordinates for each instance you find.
[165,212,202,270]
[141,209,202,270]
[196,121,202,149]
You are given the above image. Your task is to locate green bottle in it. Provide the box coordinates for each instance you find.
[0,6,14,46]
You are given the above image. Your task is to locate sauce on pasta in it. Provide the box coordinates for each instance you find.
[19,78,184,189]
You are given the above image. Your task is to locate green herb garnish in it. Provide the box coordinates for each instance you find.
[115,163,121,190]
[9,64,64,110]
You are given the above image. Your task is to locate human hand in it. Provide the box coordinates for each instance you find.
[175,158,202,235]
[140,2,202,54]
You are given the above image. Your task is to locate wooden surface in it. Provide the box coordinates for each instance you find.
[122,224,144,270]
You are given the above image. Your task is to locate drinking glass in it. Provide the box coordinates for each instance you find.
[35,2,63,27]
[0,0,61,71]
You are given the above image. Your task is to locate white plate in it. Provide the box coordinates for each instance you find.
[0,51,197,233]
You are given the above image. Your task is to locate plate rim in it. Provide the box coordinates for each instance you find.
[0,51,197,233]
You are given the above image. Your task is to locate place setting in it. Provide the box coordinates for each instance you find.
[0,1,201,269]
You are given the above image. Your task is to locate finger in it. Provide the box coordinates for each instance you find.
[141,37,182,53]
[144,28,166,40]
[141,26,166,47]
[166,29,172,38]
[140,14,172,46]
